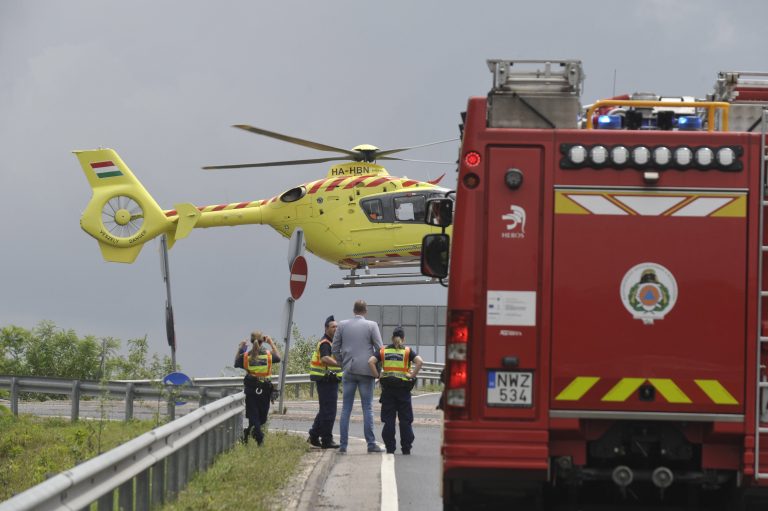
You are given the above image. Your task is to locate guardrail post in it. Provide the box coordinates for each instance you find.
[71,380,81,422]
[198,386,208,407]
[97,489,114,511]
[10,377,18,416]
[167,398,176,421]
[310,382,314,398]
[178,445,188,490]
[167,451,179,499]
[151,459,165,507]
[136,469,150,511]
[125,382,135,421]
[118,478,133,511]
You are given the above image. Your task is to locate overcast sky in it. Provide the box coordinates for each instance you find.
[1,1,766,377]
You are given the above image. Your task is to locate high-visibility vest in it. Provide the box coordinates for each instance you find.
[244,351,272,379]
[380,346,411,381]
[309,339,343,381]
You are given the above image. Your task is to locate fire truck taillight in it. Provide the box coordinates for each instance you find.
[464,151,481,167]
[446,310,472,410]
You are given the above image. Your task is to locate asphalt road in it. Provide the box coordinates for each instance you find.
[269,391,444,511]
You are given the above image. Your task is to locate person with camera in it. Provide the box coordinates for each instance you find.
[368,326,423,455]
[307,315,342,449]
[234,331,281,446]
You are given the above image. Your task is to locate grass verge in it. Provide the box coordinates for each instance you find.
[159,430,309,511]
[0,412,156,501]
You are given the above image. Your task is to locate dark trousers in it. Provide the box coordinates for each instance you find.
[309,380,338,444]
[244,385,271,443]
[380,387,414,452]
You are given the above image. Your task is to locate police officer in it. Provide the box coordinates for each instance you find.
[235,331,281,446]
[307,315,342,449]
[368,326,423,454]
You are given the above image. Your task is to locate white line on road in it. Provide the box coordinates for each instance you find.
[381,453,398,511]
[412,392,441,398]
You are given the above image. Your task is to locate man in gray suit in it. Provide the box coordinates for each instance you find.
[332,299,384,453]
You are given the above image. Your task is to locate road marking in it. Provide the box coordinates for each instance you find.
[412,392,441,399]
[381,452,398,511]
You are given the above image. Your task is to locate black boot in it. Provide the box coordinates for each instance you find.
[242,427,250,444]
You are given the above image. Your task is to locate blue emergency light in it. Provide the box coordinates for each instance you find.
[677,116,702,131]
[597,115,622,129]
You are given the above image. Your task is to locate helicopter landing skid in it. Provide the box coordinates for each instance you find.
[328,268,445,289]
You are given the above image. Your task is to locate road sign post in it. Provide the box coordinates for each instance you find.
[277,229,306,414]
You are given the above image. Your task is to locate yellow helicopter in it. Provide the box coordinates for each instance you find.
[74,125,455,286]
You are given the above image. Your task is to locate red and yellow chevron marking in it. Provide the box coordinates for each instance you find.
[164,200,264,218]
[162,176,435,218]
[555,189,746,218]
[554,376,739,405]
[305,175,428,195]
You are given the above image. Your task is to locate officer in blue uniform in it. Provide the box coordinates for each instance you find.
[368,326,423,454]
[307,315,342,449]
[235,331,281,445]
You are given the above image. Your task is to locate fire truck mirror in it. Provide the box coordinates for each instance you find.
[425,198,453,228]
[421,233,450,279]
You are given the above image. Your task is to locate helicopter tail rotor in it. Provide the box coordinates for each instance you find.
[74,148,174,263]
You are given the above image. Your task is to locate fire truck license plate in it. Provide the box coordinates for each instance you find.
[487,371,533,407]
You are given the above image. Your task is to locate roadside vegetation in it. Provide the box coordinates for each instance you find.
[159,431,309,511]
[0,411,156,501]
[0,320,175,382]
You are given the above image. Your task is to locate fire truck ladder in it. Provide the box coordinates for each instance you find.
[757,107,768,479]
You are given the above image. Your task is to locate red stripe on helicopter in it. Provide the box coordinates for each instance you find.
[409,251,421,256]
[401,180,418,187]
[343,176,369,189]
[366,177,392,187]
[235,202,250,209]
[325,177,348,191]
[90,161,115,168]
[386,253,401,257]
[212,204,228,211]
[165,210,177,217]
[308,179,327,194]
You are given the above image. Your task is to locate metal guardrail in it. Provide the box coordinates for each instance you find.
[0,364,444,422]
[0,365,444,510]
[0,392,245,511]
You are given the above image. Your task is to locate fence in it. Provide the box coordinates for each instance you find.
[0,363,444,422]
[0,392,244,511]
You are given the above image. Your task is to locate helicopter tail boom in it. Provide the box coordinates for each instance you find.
[74,148,174,263]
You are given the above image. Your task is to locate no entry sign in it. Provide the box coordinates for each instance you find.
[289,255,308,300]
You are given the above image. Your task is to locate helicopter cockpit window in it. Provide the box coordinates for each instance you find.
[394,195,426,223]
[280,186,307,203]
[361,198,384,223]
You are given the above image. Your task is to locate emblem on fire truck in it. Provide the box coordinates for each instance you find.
[501,205,526,239]
[620,263,678,325]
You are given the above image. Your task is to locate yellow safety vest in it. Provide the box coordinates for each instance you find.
[309,339,343,381]
[380,346,411,382]
[244,351,272,379]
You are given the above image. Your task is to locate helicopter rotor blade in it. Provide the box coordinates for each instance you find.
[233,125,358,157]
[376,137,459,157]
[203,156,350,170]
[377,156,456,164]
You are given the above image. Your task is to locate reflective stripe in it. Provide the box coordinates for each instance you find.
[601,378,645,402]
[380,347,411,381]
[309,339,342,378]
[244,352,272,378]
[648,378,692,404]
[695,379,739,405]
[555,376,600,401]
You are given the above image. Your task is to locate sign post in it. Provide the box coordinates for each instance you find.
[277,229,306,414]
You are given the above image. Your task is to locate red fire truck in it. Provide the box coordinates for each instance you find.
[421,60,768,509]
